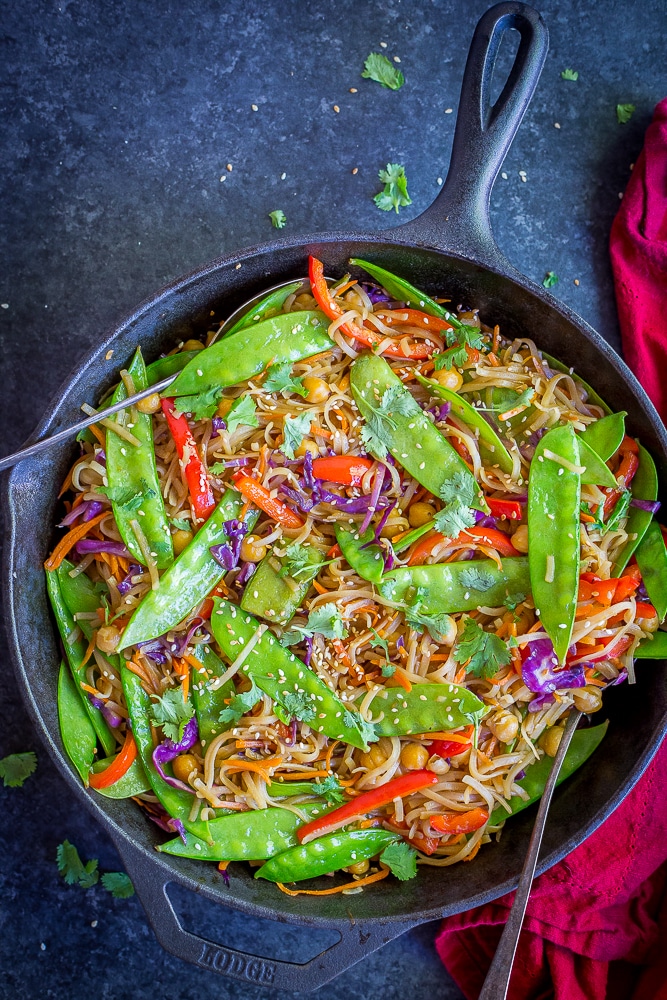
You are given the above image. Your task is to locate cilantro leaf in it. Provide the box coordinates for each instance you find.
[278,690,317,724]
[226,396,259,435]
[361,52,405,90]
[380,840,418,880]
[369,627,390,660]
[444,323,486,352]
[170,517,191,531]
[279,542,321,582]
[218,678,263,726]
[503,591,526,612]
[99,481,156,511]
[440,472,476,508]
[433,345,469,371]
[381,384,419,417]
[101,871,135,898]
[605,488,631,531]
[263,361,307,398]
[359,382,419,459]
[433,502,476,538]
[304,603,347,639]
[381,662,397,677]
[0,751,37,788]
[360,420,389,461]
[317,773,347,805]
[56,840,99,888]
[404,602,454,641]
[280,411,312,460]
[150,687,195,742]
[542,271,559,288]
[373,163,412,214]
[561,68,578,81]
[616,103,636,124]
[269,209,286,229]
[459,567,496,592]
[453,618,511,679]
[343,709,378,746]
[173,387,223,421]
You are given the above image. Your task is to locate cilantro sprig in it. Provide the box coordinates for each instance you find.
[373,163,412,214]
[277,690,317,724]
[361,53,405,91]
[459,567,496,592]
[360,383,419,460]
[433,472,477,538]
[226,396,259,435]
[0,751,37,788]
[269,209,286,229]
[281,603,348,645]
[57,841,134,897]
[380,841,418,880]
[280,411,312,460]
[99,479,157,511]
[316,773,347,805]
[173,387,223,421]
[218,678,263,726]
[150,687,195,743]
[453,618,511,680]
[263,361,307,398]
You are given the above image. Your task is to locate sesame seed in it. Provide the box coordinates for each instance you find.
[380,41,387,48]
[251,104,258,111]
[445,108,453,114]
[352,167,358,174]
[226,163,233,172]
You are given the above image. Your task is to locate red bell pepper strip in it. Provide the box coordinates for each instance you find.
[407,531,452,566]
[161,398,216,523]
[487,498,523,521]
[88,729,137,789]
[461,526,519,557]
[311,455,374,486]
[430,738,472,759]
[429,807,489,835]
[296,768,438,844]
[308,256,433,360]
[582,633,633,662]
[602,436,640,519]
[232,472,304,529]
[636,602,658,620]
[374,308,454,335]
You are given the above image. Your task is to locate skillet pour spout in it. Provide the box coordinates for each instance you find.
[4,3,667,992]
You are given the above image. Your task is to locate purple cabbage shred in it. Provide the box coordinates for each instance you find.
[75,539,132,558]
[521,638,586,697]
[235,561,256,587]
[211,416,226,437]
[304,633,314,667]
[359,281,391,304]
[630,498,661,514]
[152,716,199,794]
[210,518,249,572]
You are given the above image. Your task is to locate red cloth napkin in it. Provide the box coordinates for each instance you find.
[436,97,667,1000]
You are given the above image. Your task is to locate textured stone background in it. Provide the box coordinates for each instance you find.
[1,1,664,998]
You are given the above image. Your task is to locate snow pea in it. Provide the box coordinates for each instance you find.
[146,350,199,386]
[635,522,667,621]
[392,521,434,555]
[359,682,485,737]
[240,545,324,624]
[379,557,530,615]
[612,444,658,574]
[256,828,399,883]
[415,374,515,474]
[350,353,487,511]
[266,780,326,798]
[335,524,385,584]
[191,644,236,747]
[578,412,626,462]
[119,490,259,649]
[224,281,304,336]
[528,424,581,663]
[168,310,331,397]
[46,567,116,757]
[57,659,98,785]
[541,353,612,415]
[106,348,173,569]
[348,259,450,320]
[635,631,667,658]
[90,755,151,798]
[210,600,372,750]
[576,437,617,488]
[157,802,326,861]
[489,721,608,824]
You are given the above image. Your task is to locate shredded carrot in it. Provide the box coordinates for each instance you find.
[217,861,230,872]
[311,423,332,439]
[80,681,104,697]
[486,352,500,367]
[58,463,76,498]
[127,656,157,693]
[276,864,390,896]
[225,756,283,781]
[527,620,544,633]
[88,424,106,448]
[258,444,269,480]
[492,324,500,354]
[80,633,97,670]
[462,838,483,863]
[324,740,341,774]
[239,500,252,523]
[44,512,107,570]
[332,638,352,667]
[273,769,330,781]
[333,407,349,433]
[312,579,328,595]
[580,512,596,524]
[358,817,382,829]
[332,279,358,297]
[584,668,607,687]
[454,666,467,684]
[173,657,190,701]
[392,667,412,693]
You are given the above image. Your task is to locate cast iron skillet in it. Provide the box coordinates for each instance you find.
[4,3,667,992]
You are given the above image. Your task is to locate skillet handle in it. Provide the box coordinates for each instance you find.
[395,1,548,267]
[114,836,416,992]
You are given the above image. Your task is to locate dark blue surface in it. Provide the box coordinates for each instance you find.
[1,1,664,997]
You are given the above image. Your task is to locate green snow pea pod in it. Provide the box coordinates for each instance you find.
[191,643,236,748]
[224,281,304,336]
[576,437,618,488]
[392,521,434,555]
[256,828,400,883]
[120,490,259,649]
[348,259,450,320]
[106,348,173,569]
[335,524,385,584]
[578,412,626,462]
[612,444,659,574]
[56,558,104,617]
[379,558,530,615]
[90,755,151,798]
[489,721,608,824]
[635,522,667,622]
[266,780,325,797]
[528,424,581,663]
[635,631,667,658]
[210,600,372,750]
[240,544,324,624]
[414,374,515,475]
[541,353,612,414]
[358,682,485,737]
[46,568,116,757]
[158,802,327,861]
[146,350,199,386]
[57,659,98,785]
[350,353,487,511]
[169,311,331,397]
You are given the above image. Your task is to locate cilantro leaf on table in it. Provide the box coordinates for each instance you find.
[616,103,636,124]
[218,679,263,726]
[453,618,511,679]
[269,209,287,229]
[503,591,526,612]
[150,687,195,742]
[317,773,347,805]
[280,411,312,460]
[278,690,316,724]
[561,68,578,81]
[361,52,405,91]
[373,163,412,214]
[263,361,307,398]
[0,751,37,788]
[459,567,496,592]
[380,840,418,880]
[542,271,559,288]
[101,872,135,898]
[173,387,223,421]
[56,840,99,888]
[226,396,259,435]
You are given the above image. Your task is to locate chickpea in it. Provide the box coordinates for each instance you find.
[240,534,268,563]
[408,501,435,528]
[182,339,206,352]
[136,392,162,414]
[295,439,319,459]
[400,743,430,770]
[359,744,386,770]
[96,624,121,654]
[487,710,519,744]
[511,524,529,553]
[380,521,404,539]
[216,397,233,418]
[346,859,370,876]
[572,685,603,714]
[432,368,463,391]
[539,725,564,758]
[172,753,199,782]
[302,376,330,404]
[293,292,318,310]
[172,528,193,555]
